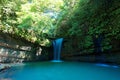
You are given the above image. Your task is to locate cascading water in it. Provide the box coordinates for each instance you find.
[52,38,63,62]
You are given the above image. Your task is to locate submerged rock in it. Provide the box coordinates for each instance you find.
[0,78,12,80]
[0,64,10,72]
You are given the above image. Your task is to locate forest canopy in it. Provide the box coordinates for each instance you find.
[0,0,120,53]
[0,0,67,46]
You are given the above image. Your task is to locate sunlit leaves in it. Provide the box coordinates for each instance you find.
[0,0,65,46]
[15,0,65,45]
[18,16,33,29]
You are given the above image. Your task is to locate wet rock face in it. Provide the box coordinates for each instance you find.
[0,32,42,62]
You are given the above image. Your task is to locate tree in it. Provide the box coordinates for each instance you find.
[0,0,64,46]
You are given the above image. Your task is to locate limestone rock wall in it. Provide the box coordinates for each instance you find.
[0,32,42,63]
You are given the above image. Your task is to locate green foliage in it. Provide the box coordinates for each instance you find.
[0,0,64,46]
[0,0,120,54]
[18,16,33,29]
[56,0,120,53]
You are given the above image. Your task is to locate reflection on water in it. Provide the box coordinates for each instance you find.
[95,63,119,68]
[0,62,120,80]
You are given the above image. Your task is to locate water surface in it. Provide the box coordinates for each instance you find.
[0,62,120,80]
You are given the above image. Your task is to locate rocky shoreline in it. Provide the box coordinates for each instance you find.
[0,63,11,72]
[0,63,24,73]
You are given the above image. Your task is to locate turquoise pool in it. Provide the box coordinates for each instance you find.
[0,62,120,80]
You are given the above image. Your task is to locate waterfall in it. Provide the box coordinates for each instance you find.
[52,38,63,62]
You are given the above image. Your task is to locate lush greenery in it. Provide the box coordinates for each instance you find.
[56,0,120,54]
[0,0,120,54]
[0,0,64,46]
